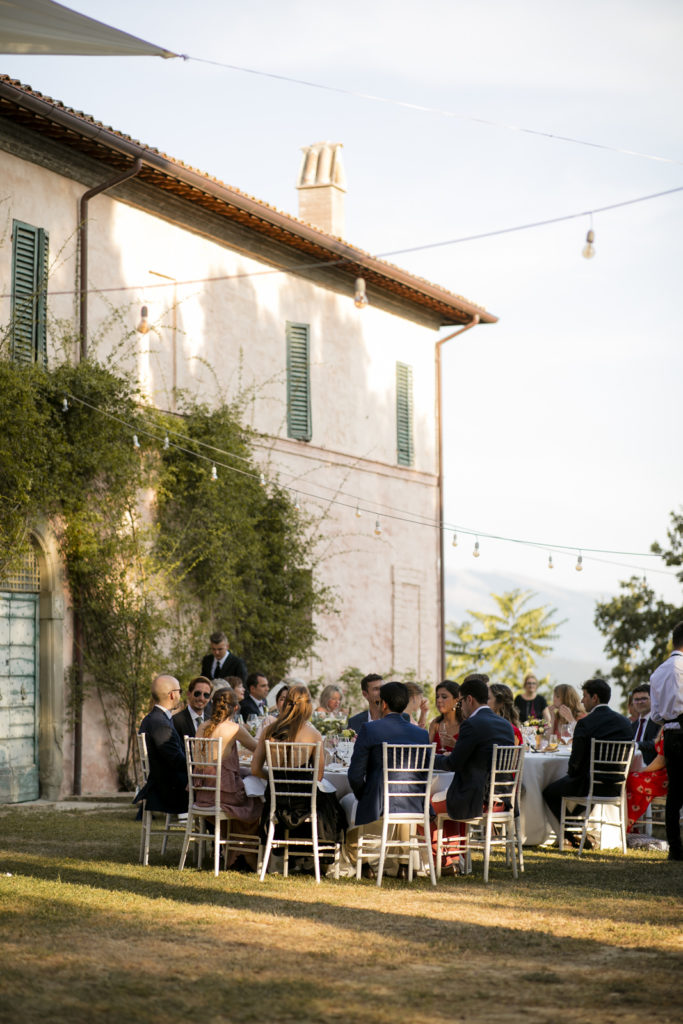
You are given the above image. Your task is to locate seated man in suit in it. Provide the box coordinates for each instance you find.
[200,630,247,684]
[630,684,658,766]
[543,677,633,844]
[173,676,212,740]
[240,672,269,720]
[435,674,515,822]
[347,673,384,734]
[135,675,188,815]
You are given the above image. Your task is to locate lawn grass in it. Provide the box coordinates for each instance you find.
[1,805,681,1024]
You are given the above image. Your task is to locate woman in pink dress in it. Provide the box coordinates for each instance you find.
[626,731,668,832]
[195,687,263,868]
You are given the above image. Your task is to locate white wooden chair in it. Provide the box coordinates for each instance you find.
[136,732,185,866]
[178,736,261,877]
[559,739,634,854]
[436,744,525,883]
[259,741,341,883]
[355,743,436,887]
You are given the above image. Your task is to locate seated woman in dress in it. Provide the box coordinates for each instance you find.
[428,681,462,753]
[221,675,245,704]
[487,683,524,745]
[626,729,668,832]
[315,684,343,716]
[546,684,585,738]
[405,682,429,729]
[194,687,262,869]
[256,684,290,736]
[251,685,346,858]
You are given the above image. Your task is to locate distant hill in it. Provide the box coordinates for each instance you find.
[445,568,610,688]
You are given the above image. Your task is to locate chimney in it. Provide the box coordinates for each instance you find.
[296,141,347,237]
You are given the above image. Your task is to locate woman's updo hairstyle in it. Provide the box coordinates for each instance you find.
[202,687,239,737]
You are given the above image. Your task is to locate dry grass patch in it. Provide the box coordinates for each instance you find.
[0,807,681,1024]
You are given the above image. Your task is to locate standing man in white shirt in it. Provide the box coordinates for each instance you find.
[650,622,683,861]
[200,630,247,684]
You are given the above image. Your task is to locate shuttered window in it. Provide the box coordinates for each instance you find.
[396,362,414,466]
[286,321,312,441]
[11,220,49,367]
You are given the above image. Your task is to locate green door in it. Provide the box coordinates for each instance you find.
[0,591,40,802]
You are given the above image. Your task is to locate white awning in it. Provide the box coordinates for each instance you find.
[0,0,179,58]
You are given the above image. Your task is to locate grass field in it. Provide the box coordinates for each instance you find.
[1,805,681,1024]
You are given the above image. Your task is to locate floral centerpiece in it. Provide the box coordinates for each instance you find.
[523,717,546,735]
[312,713,355,740]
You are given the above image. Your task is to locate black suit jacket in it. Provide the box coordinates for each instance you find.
[435,707,515,821]
[173,707,204,741]
[136,707,188,814]
[200,651,247,683]
[567,705,633,791]
[631,715,658,765]
[239,693,264,720]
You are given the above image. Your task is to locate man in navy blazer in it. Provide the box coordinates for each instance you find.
[348,681,430,827]
[434,674,515,821]
[347,673,384,735]
[543,678,632,829]
[135,675,188,815]
[630,684,659,765]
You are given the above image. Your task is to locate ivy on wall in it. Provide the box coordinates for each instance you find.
[0,355,334,784]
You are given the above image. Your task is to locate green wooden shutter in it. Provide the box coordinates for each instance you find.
[396,362,414,466]
[286,321,312,441]
[11,220,49,367]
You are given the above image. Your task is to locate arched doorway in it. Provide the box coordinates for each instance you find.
[0,530,65,803]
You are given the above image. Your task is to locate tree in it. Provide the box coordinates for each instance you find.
[594,509,683,700]
[445,588,564,689]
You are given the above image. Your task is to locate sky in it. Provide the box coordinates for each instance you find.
[2,0,682,670]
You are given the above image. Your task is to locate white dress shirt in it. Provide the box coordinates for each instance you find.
[650,651,683,730]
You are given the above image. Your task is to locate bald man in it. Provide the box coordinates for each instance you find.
[135,675,188,815]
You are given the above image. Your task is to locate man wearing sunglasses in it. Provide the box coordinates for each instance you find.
[173,676,212,740]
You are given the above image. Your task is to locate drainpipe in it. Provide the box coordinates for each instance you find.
[72,158,142,795]
[435,315,481,679]
[78,158,143,360]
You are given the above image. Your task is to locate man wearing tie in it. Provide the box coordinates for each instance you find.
[200,631,247,684]
[173,677,212,740]
[240,673,269,719]
[630,684,658,765]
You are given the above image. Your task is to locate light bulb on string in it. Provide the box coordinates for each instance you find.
[163,435,170,450]
[136,305,150,333]
[211,464,217,481]
[582,222,596,259]
[548,553,554,569]
[473,537,480,558]
[452,532,458,548]
[132,434,140,449]
[294,492,300,511]
[354,277,368,309]
[61,397,69,412]
[260,473,266,487]
[355,504,362,518]
[575,552,583,572]
[374,517,382,536]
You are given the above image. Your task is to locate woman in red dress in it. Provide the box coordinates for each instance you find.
[428,681,465,873]
[626,731,668,832]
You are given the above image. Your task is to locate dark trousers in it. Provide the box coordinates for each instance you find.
[663,730,683,855]
[543,774,586,827]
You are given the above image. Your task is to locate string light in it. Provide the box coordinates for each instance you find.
[473,537,480,558]
[294,493,300,510]
[61,397,68,412]
[582,228,596,259]
[163,435,170,450]
[374,517,382,537]
[452,532,458,547]
[576,552,583,572]
[136,306,150,334]
[548,552,554,569]
[353,277,368,309]
[260,473,266,487]
[58,391,675,576]
[211,464,218,481]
